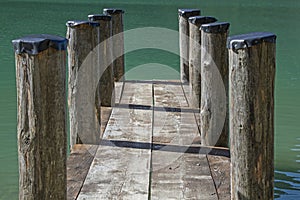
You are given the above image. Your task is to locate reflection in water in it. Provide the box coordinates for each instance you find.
[275,170,300,199]
[275,138,300,199]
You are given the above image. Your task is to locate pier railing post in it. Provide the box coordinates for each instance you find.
[228,32,276,200]
[103,8,125,82]
[88,14,115,107]
[188,16,217,108]
[66,21,101,148]
[178,9,201,83]
[200,22,230,147]
[13,34,67,200]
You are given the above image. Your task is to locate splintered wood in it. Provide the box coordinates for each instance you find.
[67,80,230,199]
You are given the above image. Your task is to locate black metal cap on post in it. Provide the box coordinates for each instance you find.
[66,20,100,28]
[88,14,111,21]
[227,32,277,50]
[103,8,125,15]
[200,22,230,34]
[178,9,201,18]
[188,16,217,26]
[12,34,68,55]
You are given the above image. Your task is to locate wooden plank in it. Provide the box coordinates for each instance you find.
[154,83,188,108]
[120,82,153,106]
[151,83,218,199]
[77,82,153,199]
[67,145,98,200]
[207,155,231,200]
[67,106,112,200]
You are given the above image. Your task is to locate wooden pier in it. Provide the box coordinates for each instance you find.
[13,7,276,200]
[67,81,230,199]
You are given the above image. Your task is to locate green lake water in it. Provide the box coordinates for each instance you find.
[0,0,299,199]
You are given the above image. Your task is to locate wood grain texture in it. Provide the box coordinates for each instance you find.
[151,83,217,200]
[188,17,217,109]
[189,22,202,108]
[76,82,152,199]
[179,15,190,83]
[70,80,231,199]
[93,17,115,107]
[66,23,101,147]
[200,26,229,147]
[229,42,275,200]
[207,155,230,200]
[103,9,125,82]
[16,47,67,200]
[67,145,98,200]
[67,106,112,200]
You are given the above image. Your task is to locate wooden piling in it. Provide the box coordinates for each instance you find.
[103,8,125,82]
[200,22,230,147]
[88,14,115,107]
[228,32,276,200]
[13,34,67,200]
[178,9,200,83]
[188,16,217,108]
[66,21,101,147]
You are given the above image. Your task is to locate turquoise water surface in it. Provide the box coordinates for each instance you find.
[0,0,299,199]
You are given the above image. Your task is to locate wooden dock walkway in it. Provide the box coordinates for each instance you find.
[13,14,276,199]
[67,80,230,200]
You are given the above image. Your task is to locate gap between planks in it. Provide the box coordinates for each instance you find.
[67,80,230,200]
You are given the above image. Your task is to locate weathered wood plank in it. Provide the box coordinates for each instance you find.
[67,106,112,200]
[67,145,98,200]
[151,83,217,199]
[121,82,153,106]
[77,82,153,199]
[207,155,231,200]
[154,83,188,108]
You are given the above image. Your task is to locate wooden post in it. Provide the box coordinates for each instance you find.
[228,32,276,200]
[103,8,125,82]
[13,34,67,199]
[200,22,230,147]
[188,16,217,108]
[88,14,115,107]
[178,9,200,83]
[66,21,101,147]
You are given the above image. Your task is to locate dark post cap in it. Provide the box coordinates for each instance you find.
[200,22,230,34]
[88,14,111,21]
[12,34,68,55]
[103,8,125,15]
[66,20,100,28]
[178,9,201,18]
[188,16,217,26]
[227,32,276,50]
